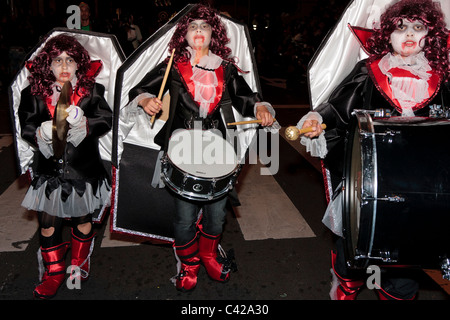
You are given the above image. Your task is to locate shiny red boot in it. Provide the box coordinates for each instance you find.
[330,251,364,300]
[375,284,417,300]
[33,242,70,299]
[198,227,234,283]
[70,230,95,282]
[174,238,201,292]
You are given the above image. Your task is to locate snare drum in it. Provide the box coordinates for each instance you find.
[161,129,241,201]
[342,110,450,269]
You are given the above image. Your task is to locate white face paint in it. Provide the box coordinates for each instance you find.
[390,19,428,58]
[51,52,77,85]
[185,19,212,51]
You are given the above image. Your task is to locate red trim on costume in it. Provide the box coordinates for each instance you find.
[72,91,82,106]
[176,61,224,115]
[177,61,196,98]
[46,97,56,118]
[26,61,33,71]
[367,58,442,113]
[321,160,331,204]
[348,24,374,55]
[86,60,103,79]
[46,90,82,118]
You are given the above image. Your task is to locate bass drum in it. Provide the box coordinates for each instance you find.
[343,110,450,270]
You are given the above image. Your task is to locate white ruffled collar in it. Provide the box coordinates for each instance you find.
[378,52,431,116]
[379,52,431,81]
[186,47,223,70]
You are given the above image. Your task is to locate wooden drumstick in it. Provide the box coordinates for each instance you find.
[151,48,175,126]
[227,118,277,126]
[285,124,326,140]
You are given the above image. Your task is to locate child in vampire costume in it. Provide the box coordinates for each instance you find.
[127,4,276,292]
[298,0,450,300]
[18,34,113,299]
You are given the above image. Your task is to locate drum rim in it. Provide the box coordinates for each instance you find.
[161,166,236,201]
[343,110,379,269]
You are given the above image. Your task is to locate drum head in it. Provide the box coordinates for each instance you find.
[167,129,238,178]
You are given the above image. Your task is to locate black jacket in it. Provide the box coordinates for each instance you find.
[19,83,112,181]
[129,60,262,150]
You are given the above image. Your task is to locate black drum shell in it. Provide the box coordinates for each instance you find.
[343,117,450,269]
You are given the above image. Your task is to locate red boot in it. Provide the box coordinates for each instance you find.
[70,230,95,282]
[330,251,364,300]
[174,237,201,292]
[33,242,70,299]
[375,282,417,300]
[198,227,235,283]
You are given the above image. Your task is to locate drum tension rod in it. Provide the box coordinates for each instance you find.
[362,129,401,143]
[363,195,405,202]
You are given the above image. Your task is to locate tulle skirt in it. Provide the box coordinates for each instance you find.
[21,175,111,218]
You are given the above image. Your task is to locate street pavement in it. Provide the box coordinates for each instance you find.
[0,80,448,314]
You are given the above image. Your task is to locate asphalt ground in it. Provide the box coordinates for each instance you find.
[0,80,448,316]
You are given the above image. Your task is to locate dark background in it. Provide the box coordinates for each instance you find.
[0,0,348,93]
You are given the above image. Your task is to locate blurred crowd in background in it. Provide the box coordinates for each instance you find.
[0,0,347,93]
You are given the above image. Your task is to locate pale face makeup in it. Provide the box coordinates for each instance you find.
[186,19,212,63]
[390,19,428,58]
[51,52,77,85]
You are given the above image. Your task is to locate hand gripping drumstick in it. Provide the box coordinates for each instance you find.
[151,48,176,127]
[285,124,326,140]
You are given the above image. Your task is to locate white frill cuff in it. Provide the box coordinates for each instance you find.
[36,127,53,159]
[254,102,280,133]
[67,117,87,147]
[296,111,327,159]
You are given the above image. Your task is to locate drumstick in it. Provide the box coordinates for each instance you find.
[151,48,175,126]
[285,124,327,140]
[227,119,277,126]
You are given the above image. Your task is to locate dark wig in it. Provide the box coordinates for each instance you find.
[168,4,232,64]
[27,34,94,98]
[367,0,449,78]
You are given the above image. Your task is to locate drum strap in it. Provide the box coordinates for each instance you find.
[161,69,183,151]
[220,63,237,130]
[363,76,374,110]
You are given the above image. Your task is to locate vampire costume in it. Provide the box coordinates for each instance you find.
[112,4,277,291]
[298,0,450,300]
[9,28,124,299]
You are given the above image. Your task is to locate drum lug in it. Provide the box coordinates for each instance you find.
[354,251,397,264]
[365,129,401,143]
[379,195,405,202]
[207,179,217,200]
[379,251,396,263]
[181,174,188,191]
[440,257,450,280]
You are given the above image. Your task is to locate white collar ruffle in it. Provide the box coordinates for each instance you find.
[378,52,431,116]
[186,47,223,118]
